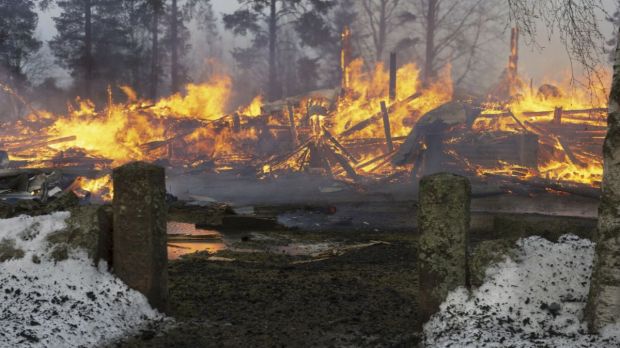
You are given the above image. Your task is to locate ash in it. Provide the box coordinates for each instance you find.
[424,235,620,347]
[0,213,163,347]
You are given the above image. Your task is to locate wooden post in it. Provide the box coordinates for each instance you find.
[508,27,519,96]
[341,26,352,92]
[553,107,563,125]
[112,162,168,313]
[417,173,470,327]
[389,52,397,101]
[232,112,241,133]
[287,103,298,148]
[380,101,394,153]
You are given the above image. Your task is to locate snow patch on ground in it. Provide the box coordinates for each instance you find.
[424,235,620,347]
[0,213,162,347]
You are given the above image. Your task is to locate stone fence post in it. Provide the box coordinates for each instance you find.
[113,162,168,313]
[417,173,470,325]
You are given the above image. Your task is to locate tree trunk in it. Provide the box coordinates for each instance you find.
[423,0,437,85]
[267,0,279,101]
[376,0,387,61]
[170,0,179,94]
[586,26,620,333]
[150,2,159,100]
[84,0,93,98]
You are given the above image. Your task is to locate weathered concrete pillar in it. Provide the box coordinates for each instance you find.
[586,28,620,332]
[113,162,168,313]
[417,173,470,324]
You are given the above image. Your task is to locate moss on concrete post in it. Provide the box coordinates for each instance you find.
[417,173,470,324]
[113,162,168,313]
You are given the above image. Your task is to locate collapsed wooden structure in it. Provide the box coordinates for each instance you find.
[0,25,607,201]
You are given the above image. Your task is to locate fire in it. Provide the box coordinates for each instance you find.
[0,49,609,192]
[475,69,610,187]
[331,58,452,138]
[238,95,263,117]
[71,175,113,201]
[0,72,264,169]
[150,74,232,120]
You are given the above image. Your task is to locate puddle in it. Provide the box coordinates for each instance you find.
[269,242,335,256]
[167,221,228,260]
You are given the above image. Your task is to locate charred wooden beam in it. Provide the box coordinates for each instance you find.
[323,142,359,181]
[287,103,298,148]
[8,136,77,153]
[232,112,241,133]
[356,150,395,169]
[367,150,398,173]
[340,92,421,137]
[484,173,600,199]
[508,27,519,95]
[380,101,394,153]
[389,52,397,101]
[524,120,587,168]
[322,126,358,164]
[480,108,607,119]
[553,107,563,125]
[341,136,408,147]
[507,110,528,132]
[341,26,352,92]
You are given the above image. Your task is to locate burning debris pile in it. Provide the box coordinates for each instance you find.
[0,28,609,202]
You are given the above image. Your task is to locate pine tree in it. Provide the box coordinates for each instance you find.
[0,0,41,120]
[0,0,41,86]
[50,0,132,101]
[224,0,333,101]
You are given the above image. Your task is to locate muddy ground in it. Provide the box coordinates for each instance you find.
[115,227,421,347]
[112,193,597,348]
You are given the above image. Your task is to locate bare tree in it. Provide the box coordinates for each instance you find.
[508,0,615,335]
[508,0,607,86]
[409,0,505,86]
[358,0,416,61]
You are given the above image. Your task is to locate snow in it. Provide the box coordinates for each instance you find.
[424,235,620,347]
[0,213,163,347]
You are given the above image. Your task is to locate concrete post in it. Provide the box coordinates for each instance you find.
[112,162,168,313]
[417,173,470,325]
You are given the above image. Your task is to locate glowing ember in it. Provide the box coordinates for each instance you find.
[72,175,114,201]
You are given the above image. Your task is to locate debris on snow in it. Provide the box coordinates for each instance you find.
[424,235,620,347]
[0,213,163,347]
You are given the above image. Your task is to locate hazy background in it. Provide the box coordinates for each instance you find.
[28,0,620,100]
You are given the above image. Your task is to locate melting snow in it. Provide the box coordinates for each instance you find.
[424,235,620,347]
[0,213,162,347]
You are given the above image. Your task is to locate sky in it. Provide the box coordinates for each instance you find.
[33,0,619,90]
